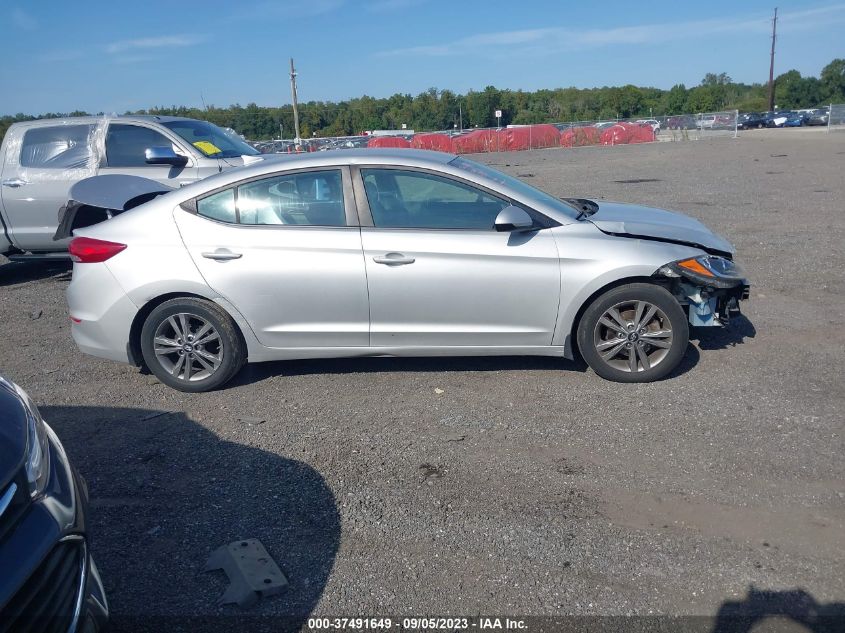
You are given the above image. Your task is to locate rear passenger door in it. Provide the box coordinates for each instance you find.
[175,167,370,349]
[98,123,199,187]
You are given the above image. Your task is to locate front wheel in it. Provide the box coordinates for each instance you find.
[140,297,246,392]
[576,283,689,383]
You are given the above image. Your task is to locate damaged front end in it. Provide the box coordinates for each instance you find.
[656,255,750,327]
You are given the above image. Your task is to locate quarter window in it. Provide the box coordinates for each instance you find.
[20,125,95,168]
[197,189,236,223]
[106,124,177,167]
[361,169,508,229]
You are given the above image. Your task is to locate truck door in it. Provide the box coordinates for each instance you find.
[0,123,99,252]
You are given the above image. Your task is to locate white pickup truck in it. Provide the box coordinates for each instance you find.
[0,115,261,259]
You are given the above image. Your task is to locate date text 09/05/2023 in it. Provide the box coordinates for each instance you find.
[306,618,528,630]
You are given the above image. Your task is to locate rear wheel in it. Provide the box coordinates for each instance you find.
[140,297,246,392]
[577,283,689,383]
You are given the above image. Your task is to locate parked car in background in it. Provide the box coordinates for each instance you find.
[805,108,829,126]
[783,111,808,127]
[0,374,108,631]
[696,115,717,129]
[737,113,767,129]
[764,112,790,127]
[665,115,697,130]
[63,149,749,392]
[636,119,661,133]
[0,115,262,260]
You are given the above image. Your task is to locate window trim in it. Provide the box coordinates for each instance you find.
[351,165,556,232]
[183,166,358,228]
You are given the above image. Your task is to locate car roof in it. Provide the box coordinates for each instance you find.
[174,148,458,195]
[9,114,221,129]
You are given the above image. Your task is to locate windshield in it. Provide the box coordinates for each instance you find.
[162,120,259,158]
[449,157,579,219]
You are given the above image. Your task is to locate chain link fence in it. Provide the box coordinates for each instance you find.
[250,110,739,155]
[828,104,845,131]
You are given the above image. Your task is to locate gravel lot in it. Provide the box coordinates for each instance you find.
[1,129,843,628]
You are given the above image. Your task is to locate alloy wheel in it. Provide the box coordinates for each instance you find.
[593,300,674,373]
[152,313,224,382]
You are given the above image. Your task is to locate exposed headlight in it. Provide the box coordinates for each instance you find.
[666,255,746,288]
[0,377,51,498]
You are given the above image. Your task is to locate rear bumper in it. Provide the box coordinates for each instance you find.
[67,262,137,363]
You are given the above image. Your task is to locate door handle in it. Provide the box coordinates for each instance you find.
[1,178,27,188]
[202,250,242,261]
[373,252,415,266]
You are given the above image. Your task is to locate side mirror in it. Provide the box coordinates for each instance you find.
[494,205,534,232]
[145,146,188,166]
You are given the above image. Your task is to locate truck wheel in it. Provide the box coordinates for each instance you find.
[577,283,689,383]
[140,297,246,392]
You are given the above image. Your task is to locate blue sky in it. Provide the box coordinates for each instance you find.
[1,0,843,115]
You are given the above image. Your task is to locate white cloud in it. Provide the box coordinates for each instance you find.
[37,49,86,64]
[230,0,345,20]
[366,0,425,12]
[105,34,206,55]
[377,3,845,58]
[12,8,37,30]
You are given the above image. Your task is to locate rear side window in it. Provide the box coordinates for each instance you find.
[106,124,175,167]
[193,170,346,227]
[20,125,95,168]
[238,170,345,226]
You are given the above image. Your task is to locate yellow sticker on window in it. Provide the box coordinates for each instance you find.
[193,141,222,155]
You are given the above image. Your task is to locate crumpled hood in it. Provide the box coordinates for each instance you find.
[587,201,735,255]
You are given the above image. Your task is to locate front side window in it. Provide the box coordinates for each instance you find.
[20,125,95,168]
[361,169,508,229]
[193,170,346,227]
[106,124,176,167]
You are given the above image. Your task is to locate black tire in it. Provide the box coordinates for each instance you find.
[140,297,246,392]
[576,283,689,383]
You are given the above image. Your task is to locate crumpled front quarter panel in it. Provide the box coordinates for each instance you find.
[551,223,703,350]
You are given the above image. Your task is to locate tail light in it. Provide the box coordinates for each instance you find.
[68,237,126,263]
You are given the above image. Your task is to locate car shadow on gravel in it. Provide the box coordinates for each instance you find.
[713,586,845,632]
[227,355,588,388]
[41,406,340,633]
[0,259,71,287]
[691,314,756,351]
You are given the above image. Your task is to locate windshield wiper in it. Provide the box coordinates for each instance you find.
[562,198,600,220]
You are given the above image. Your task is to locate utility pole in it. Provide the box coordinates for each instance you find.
[459,103,463,131]
[290,58,301,143]
[767,7,778,112]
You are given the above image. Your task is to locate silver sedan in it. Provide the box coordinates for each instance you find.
[65,149,749,392]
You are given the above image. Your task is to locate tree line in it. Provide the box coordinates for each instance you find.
[2,59,843,142]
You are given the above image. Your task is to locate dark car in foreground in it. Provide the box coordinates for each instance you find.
[0,374,108,632]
